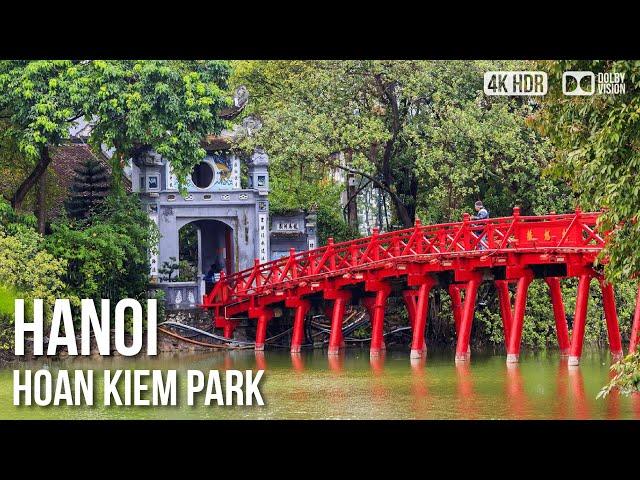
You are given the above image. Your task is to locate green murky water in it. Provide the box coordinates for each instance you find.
[1,348,638,419]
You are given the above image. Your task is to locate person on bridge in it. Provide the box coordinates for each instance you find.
[471,200,489,221]
[471,200,489,249]
[204,264,221,294]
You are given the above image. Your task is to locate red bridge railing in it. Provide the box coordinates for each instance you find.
[203,208,605,309]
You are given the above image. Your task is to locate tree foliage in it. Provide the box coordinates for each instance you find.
[46,193,158,303]
[0,60,232,209]
[231,60,571,231]
[0,199,67,349]
[538,60,640,283]
[80,60,231,190]
[599,350,640,398]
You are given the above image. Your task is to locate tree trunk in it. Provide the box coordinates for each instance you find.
[11,147,52,211]
[36,168,47,234]
[345,150,358,230]
[392,196,413,227]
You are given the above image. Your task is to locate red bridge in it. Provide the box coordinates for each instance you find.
[202,207,640,364]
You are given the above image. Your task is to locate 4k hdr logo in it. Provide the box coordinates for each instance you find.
[484,71,547,96]
[484,70,627,97]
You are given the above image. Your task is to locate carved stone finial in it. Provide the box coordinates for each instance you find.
[250,147,269,166]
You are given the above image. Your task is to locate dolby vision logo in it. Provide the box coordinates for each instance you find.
[562,71,595,96]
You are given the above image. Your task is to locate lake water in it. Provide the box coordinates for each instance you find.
[1,348,638,419]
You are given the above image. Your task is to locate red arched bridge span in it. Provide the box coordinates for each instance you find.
[202,207,640,365]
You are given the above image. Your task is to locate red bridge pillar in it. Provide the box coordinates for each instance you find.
[506,271,534,363]
[449,284,463,335]
[544,277,571,356]
[495,280,513,350]
[286,297,311,354]
[324,289,352,355]
[366,281,392,357]
[599,278,623,360]
[223,320,238,339]
[363,296,385,352]
[568,274,592,366]
[403,290,426,353]
[410,276,437,359]
[455,274,482,362]
[629,284,640,354]
[249,307,274,351]
[448,284,470,354]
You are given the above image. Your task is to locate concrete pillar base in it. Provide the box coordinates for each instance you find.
[370,348,383,358]
[455,352,471,363]
[410,348,425,359]
[506,353,519,363]
[568,356,580,366]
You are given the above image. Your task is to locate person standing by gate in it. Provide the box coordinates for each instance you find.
[204,264,220,294]
[471,200,489,249]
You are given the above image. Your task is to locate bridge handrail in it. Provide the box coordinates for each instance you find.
[203,209,605,307]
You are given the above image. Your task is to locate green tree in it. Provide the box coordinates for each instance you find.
[0,61,83,227]
[65,157,111,221]
[0,199,67,349]
[0,60,232,216]
[46,193,158,303]
[80,60,232,192]
[231,60,569,231]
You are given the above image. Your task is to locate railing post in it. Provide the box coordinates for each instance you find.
[511,206,520,248]
[270,262,279,284]
[327,237,336,271]
[487,222,495,249]
[220,271,228,303]
[253,258,262,288]
[414,219,423,254]
[289,248,297,280]
[350,243,358,267]
[307,250,315,276]
[371,227,380,261]
[574,206,583,245]
[392,234,401,257]
[462,213,471,251]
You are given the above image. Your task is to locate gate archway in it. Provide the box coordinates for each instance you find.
[178,219,235,291]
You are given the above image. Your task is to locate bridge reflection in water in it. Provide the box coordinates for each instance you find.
[209,349,639,420]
